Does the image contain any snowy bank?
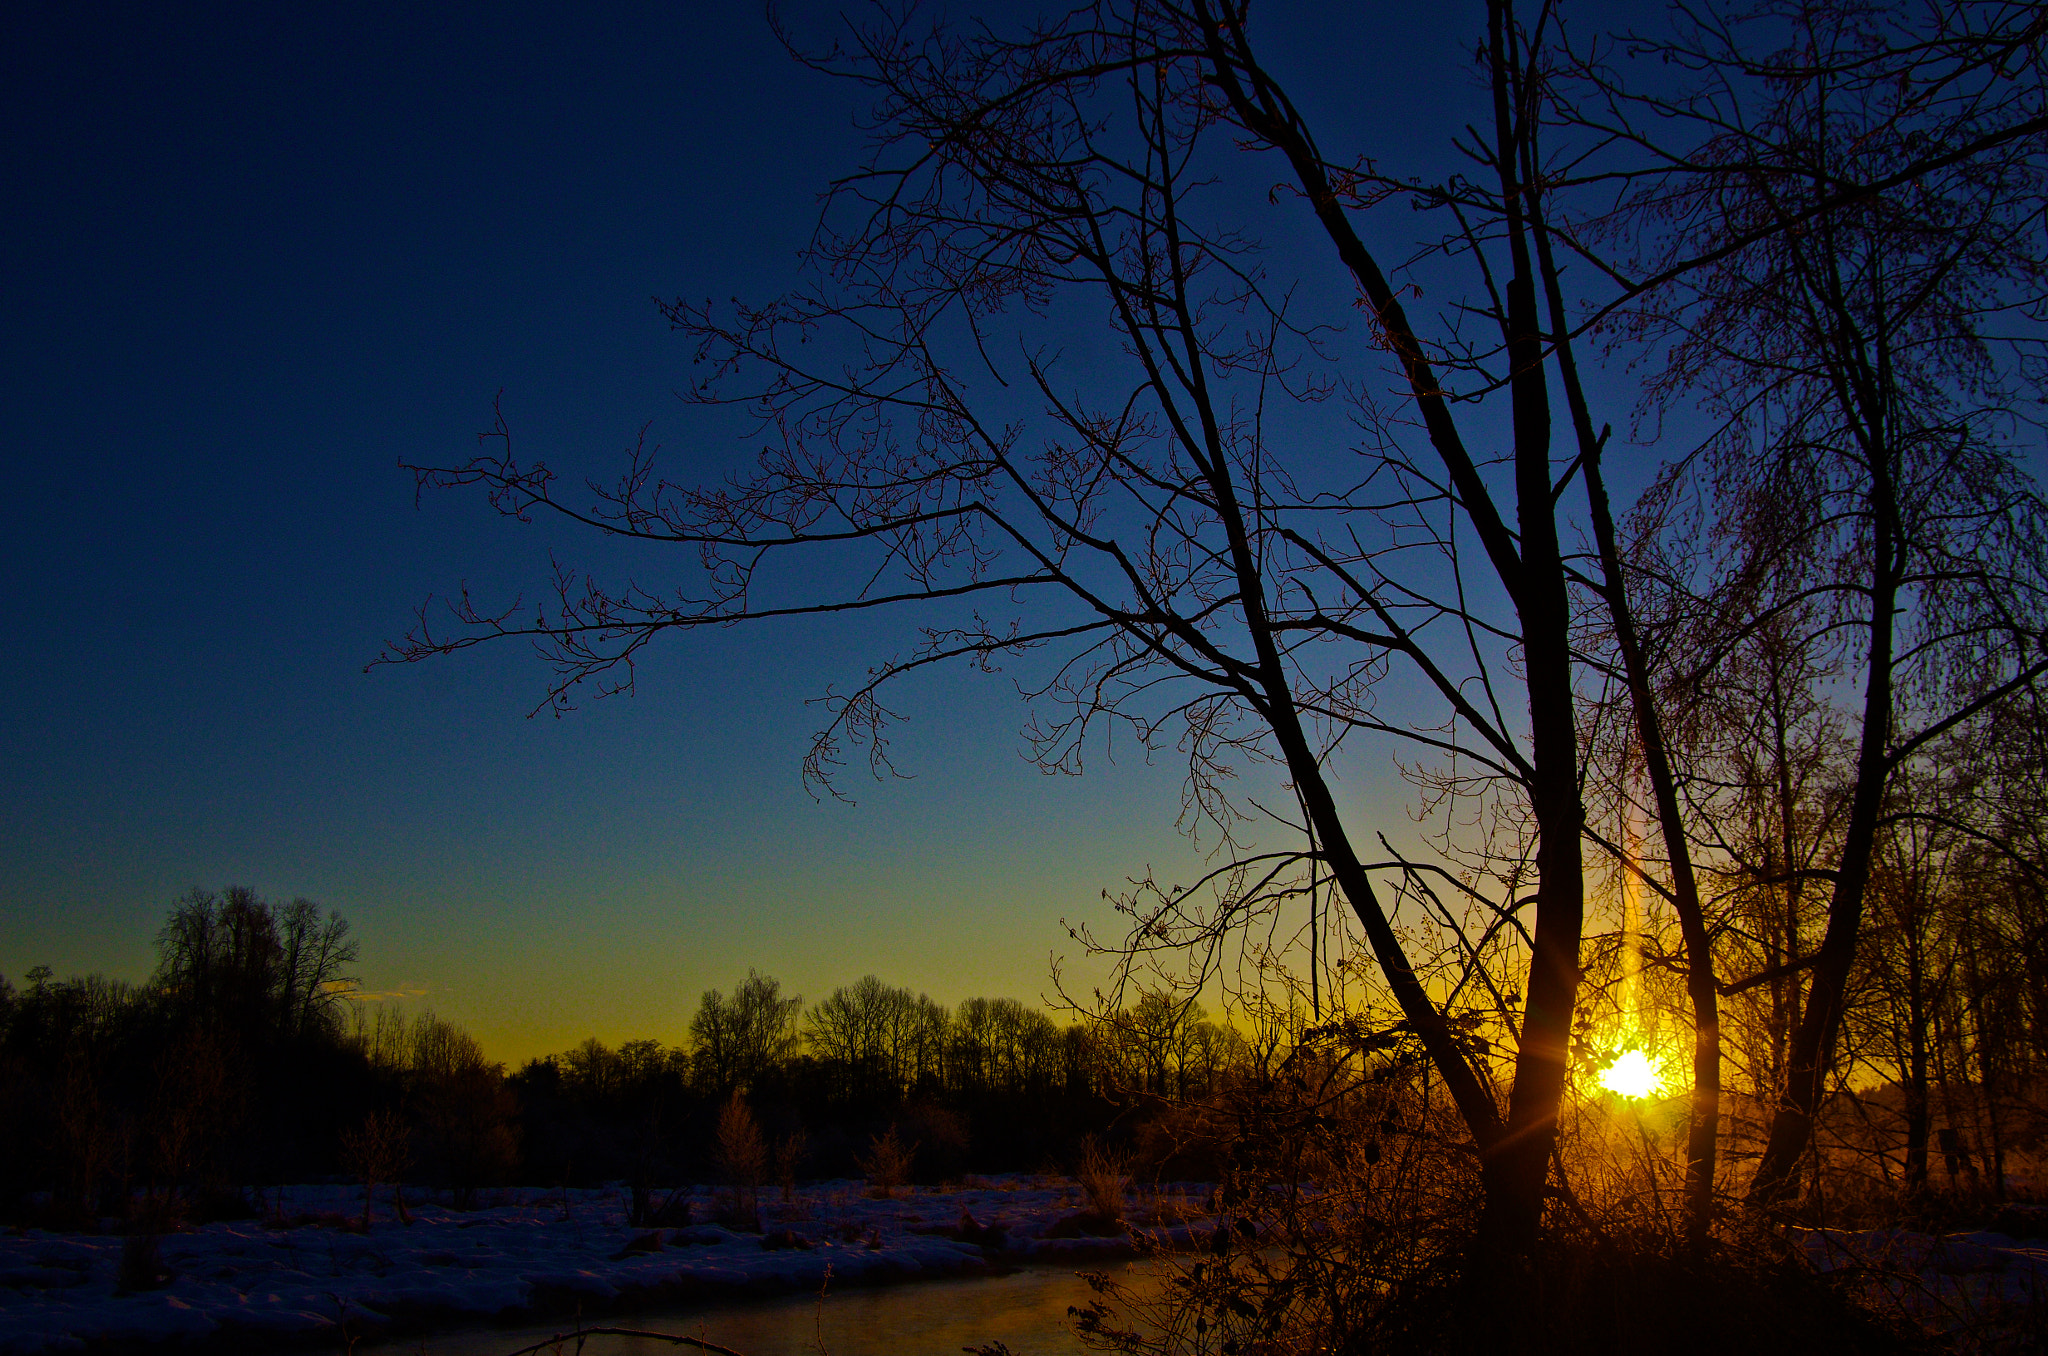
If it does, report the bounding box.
[0,1177,1213,1354]
[1795,1219,2048,1343]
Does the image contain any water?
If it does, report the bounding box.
[374,1262,1138,1356]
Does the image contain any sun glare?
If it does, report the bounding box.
[1596,1048,1663,1100]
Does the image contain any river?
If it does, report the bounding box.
[373,1261,1143,1356]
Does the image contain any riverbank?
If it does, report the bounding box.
[0,1177,1211,1354]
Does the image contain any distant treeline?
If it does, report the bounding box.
[0,888,1243,1228]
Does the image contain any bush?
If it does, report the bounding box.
[338,1108,411,1228]
[857,1126,916,1199]
[713,1092,766,1230]
[1076,1135,1127,1223]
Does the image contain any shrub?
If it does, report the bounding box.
[713,1091,767,1230]
[858,1126,916,1199]
[1076,1134,1127,1223]
[338,1108,411,1229]
[775,1128,808,1204]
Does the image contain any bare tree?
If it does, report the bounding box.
[1569,0,2048,1207]
[387,0,1605,1257]
[276,899,359,1040]
[408,1015,520,1207]
[155,887,359,1044]
[806,975,921,1101]
[689,971,802,1097]
[712,1090,767,1228]
[383,0,2045,1260]
[339,1108,412,1229]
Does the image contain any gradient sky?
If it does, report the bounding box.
[3,1,1528,1062]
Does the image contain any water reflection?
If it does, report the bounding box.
[381,1263,1136,1356]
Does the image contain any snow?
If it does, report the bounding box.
[11,1184,2044,1353]
[0,1178,1212,1354]
[1795,1222,2048,1340]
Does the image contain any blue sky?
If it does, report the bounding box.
[2,0,1518,1060]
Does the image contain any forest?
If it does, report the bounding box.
[4,844,2043,1254]
[0,887,1253,1230]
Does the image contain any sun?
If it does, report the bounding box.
[1596,1048,1664,1100]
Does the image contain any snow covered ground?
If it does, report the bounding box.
[1795,1221,2048,1344]
[0,1177,1212,1354]
[16,1181,2039,1354]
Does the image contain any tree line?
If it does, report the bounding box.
[508,971,1247,1195]
[1655,706,2048,1203]
[0,888,1251,1228]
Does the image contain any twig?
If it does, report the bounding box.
[811,1260,834,1355]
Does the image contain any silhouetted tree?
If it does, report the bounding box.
[390,0,1610,1254]
[689,970,801,1097]
[276,898,360,1040]
[385,0,2047,1265]
[407,1015,520,1207]
[153,887,358,1045]
[806,975,923,1103]
[1572,0,2048,1208]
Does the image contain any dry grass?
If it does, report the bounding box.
[1076,1135,1128,1223]
[1066,1052,1967,1356]
[1125,1183,1204,1228]
[712,1092,767,1231]
[338,1109,411,1230]
[857,1126,916,1198]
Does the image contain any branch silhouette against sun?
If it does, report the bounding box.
[379,0,1601,1251]
[380,0,2048,1269]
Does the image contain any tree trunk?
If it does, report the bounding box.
[1966,937,2006,1200]
[1521,64,1719,1243]
[1198,0,1587,1254]
[1903,926,1930,1190]
[1475,7,1585,1252]
[1577,338,1721,1253]
[1749,438,1900,1208]
[1748,693,1890,1205]
[1478,269,1584,1257]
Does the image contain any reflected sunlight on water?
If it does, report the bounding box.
[381,1262,1149,1356]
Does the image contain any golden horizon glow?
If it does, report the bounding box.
[1596,1048,1664,1100]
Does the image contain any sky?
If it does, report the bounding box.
[2,0,1548,1062]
